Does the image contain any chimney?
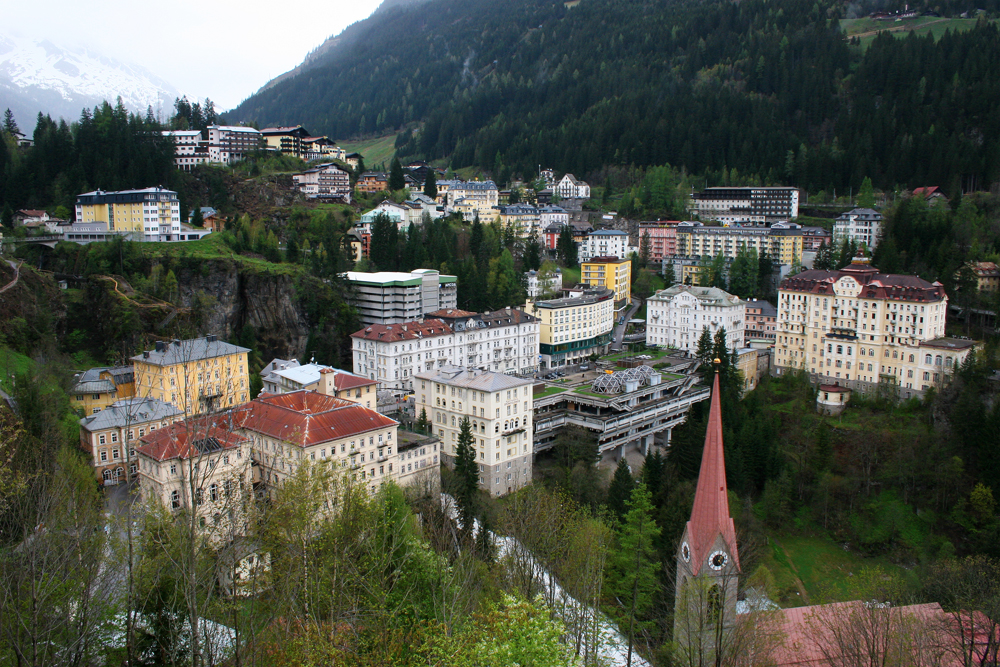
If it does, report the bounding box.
[206,334,217,343]
[155,341,166,353]
[143,351,150,359]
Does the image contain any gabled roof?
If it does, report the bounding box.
[80,397,183,432]
[685,370,739,575]
[318,367,376,391]
[234,391,397,447]
[912,186,943,198]
[350,319,453,342]
[137,416,248,462]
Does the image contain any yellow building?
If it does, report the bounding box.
[260,126,310,158]
[526,285,615,369]
[581,256,632,307]
[74,187,181,241]
[317,367,379,408]
[131,335,251,416]
[675,222,803,266]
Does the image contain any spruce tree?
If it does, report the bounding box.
[857,176,876,209]
[389,157,405,191]
[607,458,635,520]
[2,108,18,135]
[696,326,713,366]
[454,416,479,538]
[416,407,430,434]
[423,169,437,199]
[609,482,661,667]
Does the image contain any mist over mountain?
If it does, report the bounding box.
[0,34,179,132]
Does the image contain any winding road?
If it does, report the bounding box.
[0,260,23,295]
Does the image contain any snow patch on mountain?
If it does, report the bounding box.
[0,34,180,128]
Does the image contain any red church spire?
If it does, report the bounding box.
[685,363,739,575]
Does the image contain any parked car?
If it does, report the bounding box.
[580,365,590,371]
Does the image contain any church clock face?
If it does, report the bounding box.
[709,550,728,570]
[681,542,691,563]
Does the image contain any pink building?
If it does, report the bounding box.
[638,221,682,261]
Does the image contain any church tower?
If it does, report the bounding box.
[674,362,741,645]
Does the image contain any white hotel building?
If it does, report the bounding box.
[646,285,746,354]
[351,308,540,391]
[415,367,533,496]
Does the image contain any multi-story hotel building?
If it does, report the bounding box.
[745,299,778,343]
[689,186,799,225]
[446,180,499,220]
[579,229,633,262]
[495,204,541,237]
[351,308,540,389]
[638,221,682,262]
[429,307,541,376]
[774,261,975,396]
[234,391,421,498]
[75,187,181,241]
[292,163,351,200]
[162,125,263,169]
[526,285,615,369]
[555,173,591,199]
[261,125,310,158]
[833,208,883,251]
[131,335,250,415]
[301,136,345,162]
[646,285,745,353]
[357,172,389,193]
[136,415,252,540]
[80,397,183,485]
[675,221,803,266]
[345,269,458,326]
[581,256,632,310]
[415,367,533,496]
[538,205,569,230]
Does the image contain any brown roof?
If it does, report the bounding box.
[137,417,248,462]
[919,337,976,351]
[17,209,48,217]
[779,263,946,303]
[426,308,478,318]
[818,384,850,393]
[685,371,739,575]
[235,390,397,447]
[318,367,377,391]
[350,319,453,342]
[971,261,999,277]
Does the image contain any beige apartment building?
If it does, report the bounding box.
[233,391,435,498]
[79,397,183,485]
[132,335,250,415]
[415,367,533,497]
[136,416,253,540]
[774,261,975,396]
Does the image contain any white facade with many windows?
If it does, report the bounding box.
[415,367,533,496]
[579,229,634,261]
[646,285,745,353]
[833,208,883,251]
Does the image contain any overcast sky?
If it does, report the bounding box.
[6,0,384,109]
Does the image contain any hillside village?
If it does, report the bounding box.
[2,42,1000,665]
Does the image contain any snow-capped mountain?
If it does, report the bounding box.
[0,34,180,130]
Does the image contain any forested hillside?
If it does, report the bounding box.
[230,0,1000,193]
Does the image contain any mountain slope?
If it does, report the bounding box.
[0,34,179,130]
[229,0,1000,192]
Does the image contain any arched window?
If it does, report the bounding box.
[884,350,890,358]
[925,354,932,364]
[707,585,722,624]
[893,350,898,359]
[868,364,873,371]
[945,357,953,368]
[935,355,942,366]
[908,354,914,362]
[860,348,866,356]
[102,469,112,481]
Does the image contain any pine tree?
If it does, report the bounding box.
[191,206,204,227]
[423,169,437,199]
[857,176,876,209]
[557,225,578,268]
[3,108,19,135]
[609,482,661,667]
[454,416,479,539]
[1,203,12,230]
[416,407,430,434]
[639,231,652,268]
[606,458,635,520]
[696,326,713,365]
[389,157,405,191]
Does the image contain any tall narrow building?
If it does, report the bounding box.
[674,363,741,648]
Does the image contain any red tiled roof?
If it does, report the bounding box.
[772,601,961,666]
[318,367,377,391]
[350,319,453,342]
[913,186,942,198]
[137,417,248,462]
[685,371,739,575]
[234,390,397,447]
[17,209,47,217]
[779,263,946,303]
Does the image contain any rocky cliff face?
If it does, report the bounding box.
[174,261,312,361]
